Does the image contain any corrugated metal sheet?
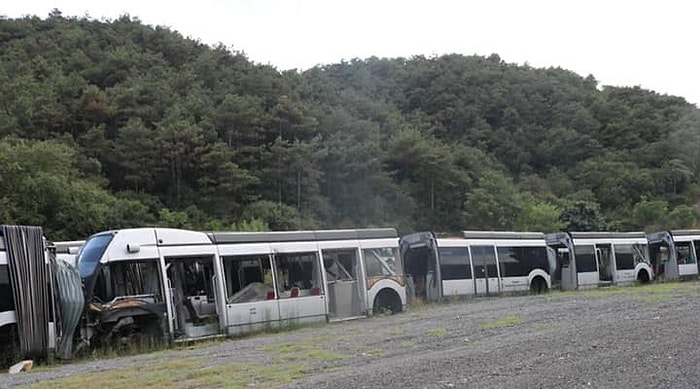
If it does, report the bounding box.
[53,259,83,360]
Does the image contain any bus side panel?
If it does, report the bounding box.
[278,295,327,327]
[679,263,698,277]
[442,279,474,297]
[615,269,636,284]
[226,300,281,336]
[577,272,599,289]
[499,276,529,293]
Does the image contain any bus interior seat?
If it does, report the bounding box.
[183,297,217,325]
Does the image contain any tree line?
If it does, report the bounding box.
[0,11,698,240]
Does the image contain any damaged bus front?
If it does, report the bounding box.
[77,230,169,347]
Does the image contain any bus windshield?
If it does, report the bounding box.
[77,232,114,279]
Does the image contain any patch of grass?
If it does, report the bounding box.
[301,349,348,362]
[27,357,204,389]
[551,281,693,300]
[427,327,449,337]
[407,297,428,310]
[259,342,348,362]
[183,362,310,389]
[399,340,416,348]
[78,337,171,362]
[482,316,522,329]
[260,342,308,353]
[26,356,312,389]
[631,294,670,303]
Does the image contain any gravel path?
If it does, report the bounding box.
[4,282,700,388]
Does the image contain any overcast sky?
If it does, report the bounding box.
[5,0,699,105]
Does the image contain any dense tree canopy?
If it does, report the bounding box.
[0,12,697,239]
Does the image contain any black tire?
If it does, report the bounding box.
[637,270,650,284]
[373,289,402,316]
[530,277,547,294]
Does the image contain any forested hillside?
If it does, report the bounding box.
[1,12,699,240]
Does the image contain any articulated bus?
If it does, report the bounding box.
[647,230,700,281]
[400,231,554,301]
[75,228,406,343]
[545,232,653,290]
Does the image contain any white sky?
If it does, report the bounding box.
[4,0,699,105]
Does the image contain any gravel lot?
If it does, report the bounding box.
[5,281,700,388]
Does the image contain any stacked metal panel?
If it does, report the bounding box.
[3,225,50,359]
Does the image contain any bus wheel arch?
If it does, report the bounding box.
[373,288,402,316]
[529,276,548,294]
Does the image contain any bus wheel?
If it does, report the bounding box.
[373,289,402,316]
[530,277,547,294]
[637,270,650,284]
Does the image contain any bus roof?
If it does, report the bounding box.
[668,230,700,237]
[461,231,545,240]
[206,228,398,244]
[566,231,647,239]
[647,230,700,243]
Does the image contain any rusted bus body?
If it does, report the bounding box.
[76,228,407,343]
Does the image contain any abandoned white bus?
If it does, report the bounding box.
[75,227,406,343]
[646,230,700,281]
[400,231,554,301]
[545,232,653,290]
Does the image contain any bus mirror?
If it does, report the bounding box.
[126,244,140,253]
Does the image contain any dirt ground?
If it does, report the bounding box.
[5,281,700,388]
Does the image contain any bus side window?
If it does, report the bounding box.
[275,252,322,298]
[223,255,274,303]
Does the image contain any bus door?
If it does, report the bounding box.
[272,243,327,327]
[595,244,613,284]
[162,248,222,340]
[675,241,698,277]
[648,243,672,281]
[219,245,281,336]
[694,241,700,277]
[555,247,577,291]
[471,246,500,296]
[322,247,366,321]
[400,233,440,301]
[574,245,598,288]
